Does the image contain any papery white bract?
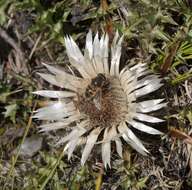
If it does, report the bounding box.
[33,30,166,168]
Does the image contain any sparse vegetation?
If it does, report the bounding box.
[0,0,192,189]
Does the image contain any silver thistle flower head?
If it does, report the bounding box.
[33,30,166,168]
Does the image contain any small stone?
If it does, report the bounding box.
[19,135,43,157]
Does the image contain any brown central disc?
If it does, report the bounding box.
[77,76,128,129]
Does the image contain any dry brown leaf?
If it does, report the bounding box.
[100,0,108,12]
[169,127,192,145]
[160,40,181,74]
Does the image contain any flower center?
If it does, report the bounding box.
[77,75,128,129]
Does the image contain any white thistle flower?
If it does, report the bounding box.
[33,30,166,168]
